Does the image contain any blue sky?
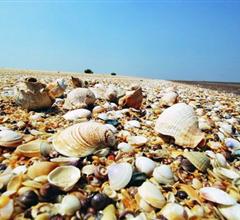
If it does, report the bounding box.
[0,1,240,82]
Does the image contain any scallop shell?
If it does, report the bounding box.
[52,121,116,157]
[218,203,240,220]
[160,91,178,106]
[48,166,81,191]
[199,187,236,205]
[63,109,91,121]
[135,156,156,176]
[27,162,58,179]
[138,181,166,208]
[108,162,133,190]
[0,130,23,147]
[16,139,48,157]
[153,165,174,184]
[63,88,96,110]
[119,87,143,109]
[160,203,187,220]
[155,103,205,148]
[183,152,210,172]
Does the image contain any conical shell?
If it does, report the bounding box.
[155,103,205,148]
[0,130,23,147]
[63,88,96,110]
[119,88,143,109]
[52,121,116,157]
[183,152,210,172]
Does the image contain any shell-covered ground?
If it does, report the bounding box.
[0,69,240,220]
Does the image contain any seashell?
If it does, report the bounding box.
[60,194,81,216]
[119,87,143,109]
[127,136,148,147]
[160,91,178,106]
[105,87,118,102]
[117,142,133,152]
[7,175,23,194]
[138,181,166,208]
[52,121,116,157]
[218,203,240,220]
[63,109,91,121]
[219,122,233,135]
[124,120,141,129]
[40,142,54,158]
[183,151,210,172]
[46,78,66,99]
[225,138,240,150]
[160,203,187,220]
[0,197,14,220]
[198,118,212,131]
[92,105,105,114]
[63,88,96,110]
[155,103,205,148]
[153,165,174,184]
[199,187,236,205]
[135,156,156,176]
[24,77,46,93]
[82,164,95,176]
[101,204,117,220]
[71,76,84,88]
[108,162,133,190]
[0,130,23,147]
[48,166,81,191]
[16,139,48,157]
[27,162,58,179]
[214,167,240,180]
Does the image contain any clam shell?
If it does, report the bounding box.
[160,91,178,106]
[155,103,204,148]
[135,156,156,176]
[0,130,23,147]
[63,109,91,121]
[27,162,58,179]
[48,166,81,191]
[127,136,148,147]
[160,203,187,220]
[108,162,133,190]
[218,203,240,220]
[138,181,166,208]
[153,165,174,184]
[52,121,116,157]
[63,88,96,110]
[183,151,210,172]
[16,139,48,157]
[199,187,236,205]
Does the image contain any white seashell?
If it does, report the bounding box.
[160,91,178,106]
[81,165,95,176]
[124,120,141,129]
[12,165,27,175]
[218,203,240,220]
[135,156,156,176]
[108,162,133,190]
[98,113,109,121]
[127,136,148,147]
[153,165,174,184]
[48,166,81,191]
[219,122,233,135]
[117,142,133,152]
[138,181,166,208]
[214,167,240,180]
[215,153,227,167]
[198,118,211,131]
[104,124,117,133]
[155,103,204,148]
[139,198,154,212]
[160,203,187,220]
[225,138,240,150]
[60,194,81,216]
[63,109,91,121]
[0,130,23,147]
[0,198,14,219]
[199,187,236,205]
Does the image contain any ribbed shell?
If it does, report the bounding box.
[155,103,204,148]
[183,151,210,172]
[52,121,116,157]
[63,88,96,110]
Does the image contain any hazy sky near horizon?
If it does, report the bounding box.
[0,1,240,82]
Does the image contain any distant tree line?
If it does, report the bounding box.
[84,69,117,76]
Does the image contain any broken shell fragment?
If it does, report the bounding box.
[153,165,174,184]
[52,121,116,157]
[0,130,23,147]
[160,203,188,220]
[135,156,156,176]
[155,103,205,148]
[108,162,133,190]
[199,187,236,205]
[218,203,240,220]
[46,78,66,99]
[27,162,58,179]
[48,166,81,191]
[138,181,166,208]
[119,87,143,109]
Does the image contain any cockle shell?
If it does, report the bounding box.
[138,181,166,208]
[52,121,116,157]
[48,166,81,191]
[0,130,23,147]
[153,165,174,184]
[155,103,205,148]
[63,88,96,110]
[199,187,236,205]
[63,109,91,121]
[27,162,58,179]
[160,203,188,220]
[135,156,156,176]
[108,162,133,190]
[218,203,240,220]
[183,152,210,172]
[160,91,178,106]
[119,87,143,109]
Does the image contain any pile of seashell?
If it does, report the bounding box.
[0,70,239,219]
